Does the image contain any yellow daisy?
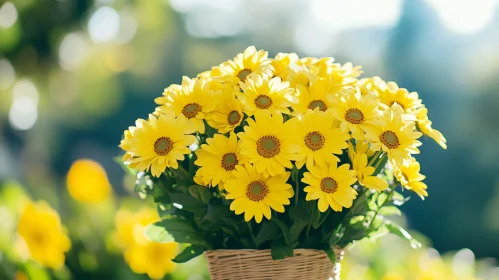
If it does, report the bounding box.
[271,52,298,80]
[238,111,300,176]
[291,109,350,169]
[239,75,297,116]
[394,157,428,199]
[292,78,334,114]
[364,104,423,168]
[18,201,71,269]
[194,133,246,187]
[416,106,447,149]
[288,66,312,88]
[328,87,382,140]
[378,81,423,113]
[357,76,386,96]
[153,84,181,108]
[349,150,388,191]
[120,112,196,177]
[217,46,273,87]
[302,162,358,212]
[155,76,216,133]
[225,164,294,223]
[206,88,244,133]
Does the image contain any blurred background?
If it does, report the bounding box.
[1,0,499,279]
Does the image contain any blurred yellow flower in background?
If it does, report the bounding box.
[124,241,179,279]
[112,207,159,248]
[112,206,179,279]
[67,159,112,203]
[17,201,71,269]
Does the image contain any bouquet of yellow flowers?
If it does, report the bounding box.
[118,46,446,276]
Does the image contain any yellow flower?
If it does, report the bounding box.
[329,87,382,140]
[378,81,423,113]
[270,52,298,81]
[225,164,294,223]
[195,133,246,188]
[17,201,71,269]
[120,112,196,177]
[357,76,386,96]
[155,76,216,133]
[206,88,244,133]
[416,106,447,149]
[66,159,112,203]
[291,109,350,169]
[302,162,357,212]
[292,78,335,114]
[353,140,376,158]
[349,150,388,191]
[217,46,273,87]
[288,66,311,88]
[239,75,297,116]
[153,84,181,107]
[238,111,300,176]
[364,104,422,168]
[124,241,178,279]
[113,207,159,248]
[394,157,428,199]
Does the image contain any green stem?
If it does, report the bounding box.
[305,224,311,238]
[368,150,382,167]
[367,189,393,228]
[246,222,257,248]
[372,152,386,172]
[294,174,300,204]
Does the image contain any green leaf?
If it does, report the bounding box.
[168,193,207,214]
[376,193,389,207]
[349,215,365,225]
[329,224,345,247]
[385,221,422,248]
[254,221,281,247]
[273,217,291,244]
[172,245,206,263]
[391,191,409,206]
[368,224,390,240]
[325,248,336,264]
[144,223,175,243]
[373,153,388,175]
[188,185,212,203]
[378,206,401,216]
[152,217,207,246]
[270,239,296,260]
[287,202,310,244]
[198,203,234,231]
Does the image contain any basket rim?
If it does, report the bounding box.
[204,248,343,254]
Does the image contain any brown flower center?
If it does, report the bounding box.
[345,108,364,124]
[154,137,173,156]
[320,177,338,193]
[221,153,238,171]
[305,131,325,151]
[308,100,327,111]
[380,130,400,149]
[246,180,269,201]
[237,68,252,82]
[227,110,242,125]
[256,135,281,158]
[181,103,202,119]
[254,95,273,109]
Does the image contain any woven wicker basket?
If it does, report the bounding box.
[204,248,344,280]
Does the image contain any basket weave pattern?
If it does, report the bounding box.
[204,248,344,280]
